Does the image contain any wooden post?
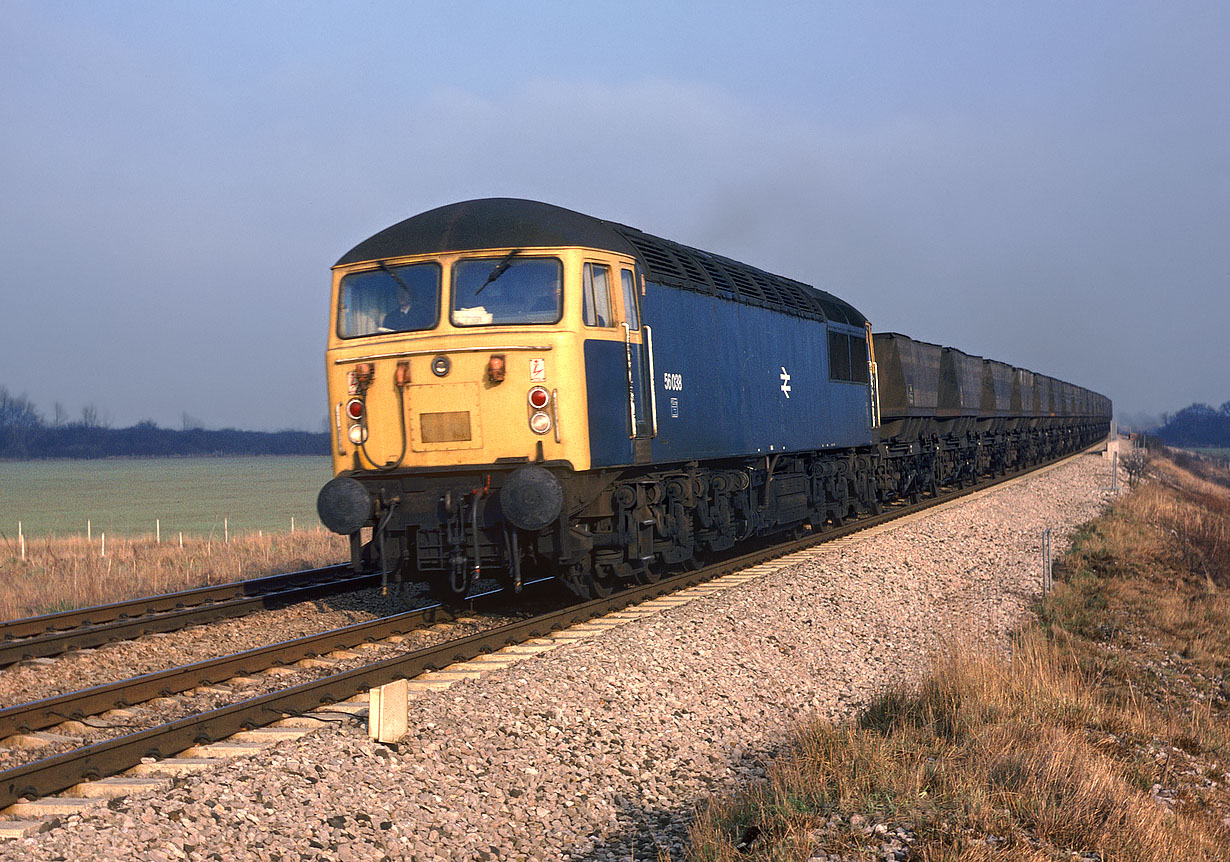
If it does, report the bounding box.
[1042,527,1052,592]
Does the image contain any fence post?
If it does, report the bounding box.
[1042,527,1052,592]
[1111,450,1119,493]
[225,517,229,544]
[156,518,161,544]
[101,532,106,558]
[88,519,92,541]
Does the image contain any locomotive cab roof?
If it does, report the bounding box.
[337,198,867,327]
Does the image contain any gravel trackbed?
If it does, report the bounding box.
[2,451,1116,861]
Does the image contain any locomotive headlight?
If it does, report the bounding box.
[346,398,364,421]
[348,423,368,444]
[527,386,550,410]
[529,411,552,435]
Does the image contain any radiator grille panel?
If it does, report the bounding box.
[420,411,472,443]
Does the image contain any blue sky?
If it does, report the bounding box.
[2,1,1227,430]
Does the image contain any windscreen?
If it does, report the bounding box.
[337,262,441,338]
[451,257,562,326]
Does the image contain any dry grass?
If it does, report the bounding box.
[688,451,1230,860]
[0,528,349,619]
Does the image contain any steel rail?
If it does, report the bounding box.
[1,564,352,642]
[0,579,554,738]
[0,441,1102,809]
[0,570,378,668]
[0,575,697,809]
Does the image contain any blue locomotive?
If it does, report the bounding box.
[317,199,1111,600]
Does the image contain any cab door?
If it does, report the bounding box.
[619,266,655,463]
[581,260,654,467]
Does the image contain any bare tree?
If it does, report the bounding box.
[80,404,99,428]
[0,387,41,429]
[0,387,44,456]
[1123,451,1149,488]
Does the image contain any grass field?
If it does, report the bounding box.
[687,450,1230,860]
[0,456,333,539]
[0,529,350,619]
[0,456,349,618]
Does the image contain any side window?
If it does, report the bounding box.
[849,334,869,383]
[620,269,640,330]
[829,328,870,383]
[828,330,852,381]
[582,263,613,327]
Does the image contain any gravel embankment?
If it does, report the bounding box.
[0,584,532,770]
[2,452,1118,861]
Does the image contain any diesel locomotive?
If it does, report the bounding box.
[316,198,1111,601]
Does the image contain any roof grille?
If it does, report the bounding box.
[609,222,861,326]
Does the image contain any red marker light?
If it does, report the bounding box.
[346,399,364,420]
[527,386,550,410]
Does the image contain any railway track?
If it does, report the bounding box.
[0,578,558,740]
[0,443,1104,824]
[0,564,372,667]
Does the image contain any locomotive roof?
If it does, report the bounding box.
[336,198,867,327]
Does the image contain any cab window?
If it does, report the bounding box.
[620,269,640,330]
[451,256,562,326]
[337,262,441,339]
[828,329,870,383]
[582,263,613,327]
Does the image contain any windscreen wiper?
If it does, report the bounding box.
[473,249,521,296]
[377,261,413,298]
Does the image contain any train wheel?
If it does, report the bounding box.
[634,562,663,585]
[682,548,708,571]
[583,570,617,598]
[633,552,674,583]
